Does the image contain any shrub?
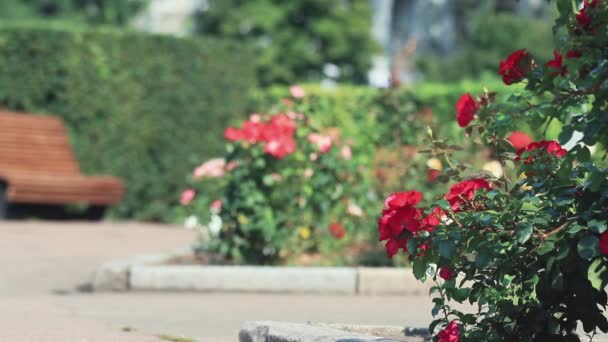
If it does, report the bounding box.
[194,0,378,86]
[182,88,375,265]
[417,9,554,82]
[0,22,256,220]
[0,0,146,26]
[379,1,608,340]
[248,80,515,201]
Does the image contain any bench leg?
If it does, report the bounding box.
[87,205,107,220]
[0,183,6,219]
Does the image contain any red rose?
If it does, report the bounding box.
[498,49,531,85]
[427,169,441,183]
[241,120,266,143]
[547,50,568,76]
[507,131,533,150]
[566,50,583,59]
[439,267,455,281]
[263,135,296,159]
[438,321,460,342]
[455,93,477,127]
[600,231,608,255]
[576,0,599,31]
[515,140,567,164]
[445,179,491,212]
[378,191,423,258]
[421,207,445,231]
[329,223,346,240]
[224,127,244,142]
[268,114,297,136]
[384,191,423,208]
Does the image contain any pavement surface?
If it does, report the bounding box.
[0,221,437,342]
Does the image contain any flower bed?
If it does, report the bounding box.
[377,1,608,340]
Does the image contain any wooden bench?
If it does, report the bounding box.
[0,110,124,218]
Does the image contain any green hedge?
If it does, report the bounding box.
[0,23,256,220]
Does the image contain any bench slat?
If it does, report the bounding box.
[0,111,124,206]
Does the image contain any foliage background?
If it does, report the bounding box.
[194,0,378,86]
[0,23,256,220]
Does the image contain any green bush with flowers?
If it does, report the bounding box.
[179,86,376,265]
[378,1,608,340]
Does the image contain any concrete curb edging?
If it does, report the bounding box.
[238,321,426,342]
[92,249,431,294]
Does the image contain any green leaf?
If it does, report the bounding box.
[588,171,605,192]
[589,220,607,234]
[538,241,555,255]
[452,288,470,303]
[438,240,456,259]
[568,223,586,234]
[522,202,539,212]
[434,199,451,210]
[577,235,600,260]
[407,239,418,255]
[475,251,492,268]
[412,259,427,281]
[516,224,533,244]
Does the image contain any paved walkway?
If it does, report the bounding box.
[0,221,436,342]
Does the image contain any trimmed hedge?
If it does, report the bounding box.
[0,23,256,220]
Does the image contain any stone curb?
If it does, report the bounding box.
[238,321,426,342]
[92,250,429,295]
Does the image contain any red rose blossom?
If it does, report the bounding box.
[547,50,568,76]
[456,93,478,127]
[577,0,598,30]
[378,191,423,258]
[566,50,583,59]
[499,49,531,85]
[515,140,567,164]
[421,207,445,231]
[507,131,533,150]
[263,135,296,159]
[224,127,244,142]
[225,114,298,158]
[600,231,608,255]
[445,179,491,212]
[329,223,346,240]
[438,321,460,342]
[439,267,455,281]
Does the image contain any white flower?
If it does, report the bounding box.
[208,214,223,236]
[482,160,504,179]
[184,215,199,230]
[347,202,364,217]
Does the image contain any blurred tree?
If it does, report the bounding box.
[195,0,378,86]
[0,0,147,26]
[416,1,555,82]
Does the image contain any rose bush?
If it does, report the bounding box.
[379,1,608,340]
[182,87,374,264]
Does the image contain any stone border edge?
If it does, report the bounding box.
[91,248,430,295]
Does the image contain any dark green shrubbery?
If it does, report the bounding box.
[195,0,378,86]
[418,10,555,82]
[0,23,256,220]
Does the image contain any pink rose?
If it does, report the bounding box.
[180,189,196,206]
[289,85,306,99]
[193,158,226,179]
[210,199,222,213]
[340,145,352,160]
[308,133,333,153]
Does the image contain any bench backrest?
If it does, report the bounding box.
[0,110,80,174]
